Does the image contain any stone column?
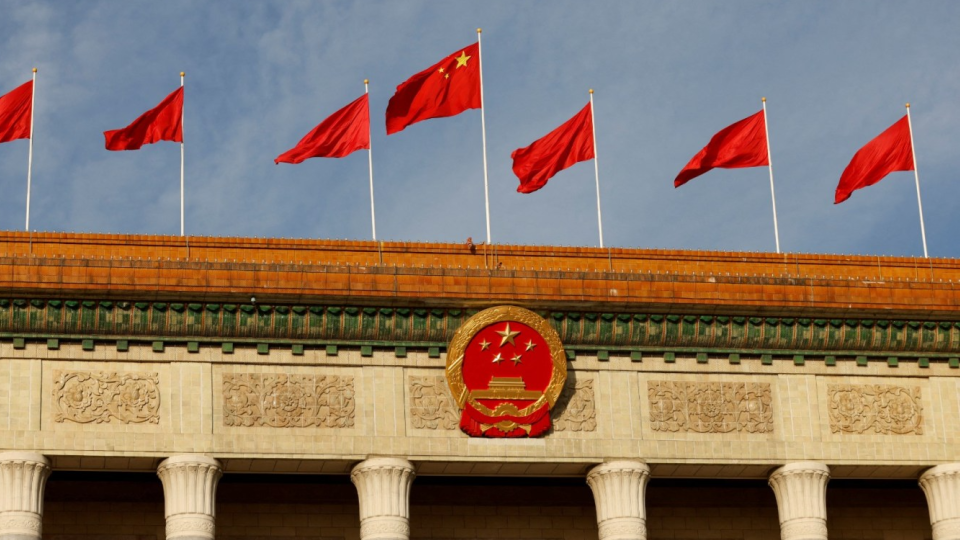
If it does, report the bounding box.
[350,457,416,540]
[156,455,222,540]
[586,460,651,540]
[768,462,830,540]
[0,452,51,540]
[920,463,960,540]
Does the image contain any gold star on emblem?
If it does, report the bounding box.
[479,339,490,351]
[525,340,536,351]
[455,51,471,68]
[496,323,520,347]
[510,354,523,365]
[491,352,503,364]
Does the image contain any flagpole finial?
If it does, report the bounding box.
[180,72,185,77]
[364,79,369,84]
[762,97,766,102]
[477,28,482,34]
[32,68,37,73]
[589,89,594,94]
[906,102,911,108]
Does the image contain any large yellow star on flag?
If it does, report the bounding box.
[455,51,471,68]
[496,323,520,347]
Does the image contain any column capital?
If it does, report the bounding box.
[920,463,960,540]
[587,461,651,540]
[351,457,416,540]
[157,454,222,540]
[768,462,830,540]
[0,452,51,540]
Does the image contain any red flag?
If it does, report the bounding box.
[275,94,370,164]
[0,80,33,143]
[386,42,481,135]
[104,87,183,151]
[511,103,594,194]
[834,116,913,204]
[674,110,768,187]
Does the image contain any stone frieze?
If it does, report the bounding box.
[222,373,355,428]
[408,375,459,430]
[648,380,773,433]
[553,378,597,432]
[53,370,160,424]
[827,384,922,435]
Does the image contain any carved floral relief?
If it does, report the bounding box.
[553,378,597,432]
[827,384,923,435]
[222,373,355,428]
[408,375,459,430]
[53,371,160,424]
[648,380,773,433]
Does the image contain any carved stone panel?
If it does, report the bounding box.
[553,378,597,432]
[408,375,459,430]
[222,373,355,428]
[648,380,773,433]
[827,384,923,435]
[53,371,160,424]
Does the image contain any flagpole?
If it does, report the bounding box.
[477,28,491,244]
[905,103,929,258]
[761,97,781,254]
[25,68,36,232]
[180,72,185,237]
[588,90,604,248]
[365,79,377,241]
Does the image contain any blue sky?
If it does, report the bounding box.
[1,1,958,258]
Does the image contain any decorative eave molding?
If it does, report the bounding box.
[1,298,960,360]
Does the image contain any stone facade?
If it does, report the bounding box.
[0,232,957,539]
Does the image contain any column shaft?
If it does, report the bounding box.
[0,452,51,540]
[586,460,651,540]
[351,457,415,540]
[920,463,960,540]
[768,461,830,540]
[157,455,222,540]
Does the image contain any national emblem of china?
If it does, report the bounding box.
[446,306,567,438]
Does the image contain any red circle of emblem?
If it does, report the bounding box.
[446,306,566,438]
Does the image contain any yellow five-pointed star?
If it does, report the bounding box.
[491,352,503,364]
[525,340,536,351]
[479,339,491,351]
[455,51,471,68]
[510,354,523,365]
[496,323,520,347]
[439,67,444,73]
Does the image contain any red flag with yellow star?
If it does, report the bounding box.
[386,42,481,135]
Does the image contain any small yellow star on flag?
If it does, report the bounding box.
[455,51,471,68]
[496,323,521,347]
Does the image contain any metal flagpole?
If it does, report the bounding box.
[905,103,929,258]
[761,97,781,254]
[589,89,604,248]
[180,72,185,237]
[365,79,377,241]
[477,28,491,244]
[25,68,37,232]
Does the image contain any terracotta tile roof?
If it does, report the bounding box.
[0,231,957,318]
